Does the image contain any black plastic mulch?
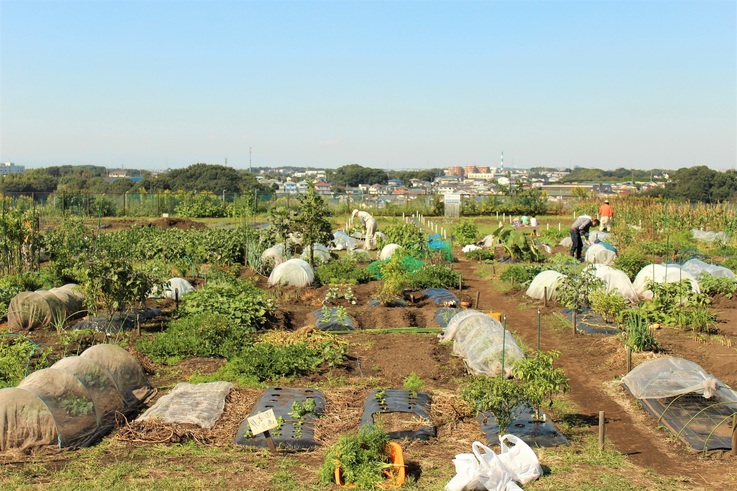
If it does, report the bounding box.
[361,389,436,441]
[478,405,569,448]
[561,308,619,336]
[235,387,326,450]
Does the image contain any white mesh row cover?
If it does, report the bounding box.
[379,243,402,260]
[632,264,700,301]
[462,244,482,253]
[681,258,736,281]
[558,236,573,248]
[0,344,152,450]
[621,356,736,400]
[261,245,288,268]
[439,309,524,377]
[585,243,617,266]
[332,231,356,251]
[525,271,566,301]
[137,382,233,430]
[149,277,195,299]
[301,243,331,264]
[589,265,639,304]
[691,229,728,243]
[7,284,85,332]
[589,231,610,243]
[267,258,315,287]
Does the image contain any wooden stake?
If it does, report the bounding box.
[475,291,480,309]
[731,414,736,456]
[263,430,277,453]
[543,286,548,307]
[572,309,577,337]
[626,346,632,373]
[599,411,606,450]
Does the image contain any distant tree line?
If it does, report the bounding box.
[644,166,737,203]
[0,163,268,196]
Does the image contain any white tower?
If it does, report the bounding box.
[500,152,504,171]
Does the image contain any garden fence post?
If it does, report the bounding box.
[599,411,606,450]
[626,347,632,373]
[543,287,548,307]
[572,309,577,337]
[475,291,480,309]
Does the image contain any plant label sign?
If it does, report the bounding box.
[248,409,278,436]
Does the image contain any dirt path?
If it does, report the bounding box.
[451,256,736,488]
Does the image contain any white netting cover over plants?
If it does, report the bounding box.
[439,309,524,377]
[589,231,610,243]
[691,229,728,243]
[681,259,736,281]
[0,344,153,450]
[149,277,195,299]
[138,382,233,430]
[332,231,356,251]
[632,264,700,301]
[301,243,331,264]
[268,258,314,287]
[584,243,617,266]
[621,356,735,400]
[7,284,85,332]
[261,244,289,268]
[379,243,402,260]
[558,236,573,248]
[590,265,639,304]
[477,234,498,248]
[525,271,565,301]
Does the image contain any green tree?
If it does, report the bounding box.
[294,182,332,268]
[328,164,388,187]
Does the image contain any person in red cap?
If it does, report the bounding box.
[598,200,613,232]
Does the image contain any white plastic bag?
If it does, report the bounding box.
[445,442,521,491]
[498,434,542,484]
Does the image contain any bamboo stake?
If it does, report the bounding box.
[599,411,606,450]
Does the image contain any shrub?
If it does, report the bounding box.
[180,278,275,332]
[538,227,568,246]
[512,350,570,416]
[465,249,495,261]
[500,264,545,289]
[589,290,628,323]
[698,273,736,298]
[0,335,51,388]
[315,260,374,286]
[614,248,649,281]
[138,313,251,364]
[557,268,604,311]
[381,223,428,257]
[461,375,529,434]
[453,220,479,245]
[723,257,737,273]
[407,264,461,289]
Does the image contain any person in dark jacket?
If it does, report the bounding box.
[570,215,600,260]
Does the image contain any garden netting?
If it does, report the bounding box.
[632,264,700,301]
[138,382,232,430]
[379,243,402,260]
[301,243,331,264]
[149,277,195,299]
[622,357,724,400]
[0,344,153,450]
[312,307,356,331]
[261,244,289,267]
[691,229,728,243]
[422,288,459,305]
[267,258,314,287]
[525,271,565,301]
[590,265,639,304]
[439,309,524,377]
[7,284,85,332]
[681,258,736,281]
[331,231,356,251]
[584,243,617,265]
[589,231,610,243]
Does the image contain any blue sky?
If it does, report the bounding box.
[1,0,735,171]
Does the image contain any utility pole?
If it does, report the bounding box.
[249,147,252,174]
